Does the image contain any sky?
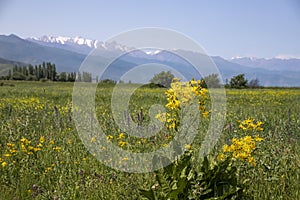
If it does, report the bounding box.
[0,0,299,59]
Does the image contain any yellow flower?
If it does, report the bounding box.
[2,162,7,167]
[202,111,209,118]
[256,127,264,131]
[118,133,125,139]
[33,147,41,152]
[223,144,231,152]
[189,79,197,86]
[20,137,31,145]
[155,112,166,122]
[244,118,253,125]
[218,153,225,161]
[40,136,45,143]
[6,143,15,147]
[107,135,113,140]
[162,143,168,147]
[168,122,176,129]
[91,137,96,143]
[184,144,192,150]
[122,157,129,161]
[256,121,263,126]
[9,149,18,154]
[44,167,51,174]
[21,144,27,152]
[247,157,256,166]
[235,152,248,160]
[238,124,247,130]
[239,118,264,131]
[255,136,263,141]
[118,141,127,147]
[4,154,11,157]
[53,146,61,152]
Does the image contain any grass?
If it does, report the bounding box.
[0,80,299,199]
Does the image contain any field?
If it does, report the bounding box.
[0,81,299,199]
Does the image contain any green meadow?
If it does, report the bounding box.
[0,81,299,199]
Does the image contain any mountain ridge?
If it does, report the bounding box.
[27,35,133,55]
[0,34,299,86]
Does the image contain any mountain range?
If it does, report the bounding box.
[0,34,299,86]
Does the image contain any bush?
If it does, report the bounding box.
[248,78,260,88]
[150,71,175,88]
[229,74,248,89]
[26,75,38,81]
[12,72,27,80]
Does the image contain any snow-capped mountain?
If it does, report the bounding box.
[27,35,132,55]
[230,56,300,72]
[30,35,99,48]
[0,34,299,86]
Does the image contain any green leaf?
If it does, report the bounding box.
[139,189,156,200]
[201,156,209,173]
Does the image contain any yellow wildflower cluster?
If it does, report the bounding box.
[184,144,192,150]
[238,118,264,131]
[0,97,46,111]
[165,78,208,111]
[52,146,61,152]
[118,141,127,147]
[44,163,56,175]
[0,136,61,168]
[107,135,114,140]
[105,133,128,148]
[0,158,7,167]
[0,97,72,116]
[55,101,73,115]
[20,137,44,154]
[219,135,263,166]
[117,133,125,140]
[156,78,209,130]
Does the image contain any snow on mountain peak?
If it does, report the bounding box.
[28,35,134,52]
[230,56,258,61]
[29,35,100,48]
[144,49,162,55]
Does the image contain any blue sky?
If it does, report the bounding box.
[0,0,299,59]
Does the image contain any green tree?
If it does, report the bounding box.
[8,70,12,80]
[38,65,42,80]
[77,72,82,82]
[229,74,248,89]
[248,78,260,88]
[12,72,26,80]
[149,71,174,88]
[28,64,34,76]
[201,73,221,88]
[82,72,92,82]
[59,72,67,82]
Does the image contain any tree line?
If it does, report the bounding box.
[0,62,92,82]
[1,64,261,88]
[150,71,260,89]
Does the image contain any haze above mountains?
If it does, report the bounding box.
[0,34,299,86]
